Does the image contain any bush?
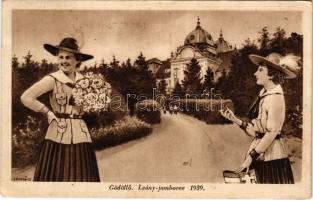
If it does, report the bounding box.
[284,105,302,138]
[135,100,161,124]
[91,116,153,149]
[176,99,234,124]
[12,116,47,168]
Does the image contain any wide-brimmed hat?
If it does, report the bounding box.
[249,53,300,79]
[44,37,93,62]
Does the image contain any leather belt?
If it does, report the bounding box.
[255,132,281,139]
[55,113,82,119]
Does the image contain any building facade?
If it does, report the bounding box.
[150,18,235,95]
[169,18,234,92]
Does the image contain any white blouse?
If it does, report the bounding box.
[21,70,92,144]
[245,85,288,161]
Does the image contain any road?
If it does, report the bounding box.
[97,113,251,182]
[12,113,252,182]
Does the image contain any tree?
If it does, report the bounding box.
[133,52,156,98]
[285,32,303,57]
[125,58,132,69]
[110,55,120,69]
[223,40,259,116]
[12,52,44,127]
[12,55,19,72]
[172,82,184,98]
[98,59,109,78]
[134,52,148,71]
[215,69,230,99]
[103,53,156,115]
[158,77,167,95]
[203,67,214,92]
[182,57,202,96]
[268,27,287,54]
[12,55,21,124]
[258,26,271,56]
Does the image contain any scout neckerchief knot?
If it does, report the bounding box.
[65,82,76,88]
[70,72,112,112]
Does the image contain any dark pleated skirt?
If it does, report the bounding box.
[34,140,100,182]
[251,158,294,184]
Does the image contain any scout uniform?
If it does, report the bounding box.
[240,52,299,184]
[20,37,100,182]
[243,85,294,183]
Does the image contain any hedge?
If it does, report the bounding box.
[135,100,161,124]
[170,99,234,124]
[12,116,46,168]
[91,116,153,149]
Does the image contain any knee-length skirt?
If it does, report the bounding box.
[33,140,100,182]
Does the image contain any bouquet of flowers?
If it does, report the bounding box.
[72,72,112,112]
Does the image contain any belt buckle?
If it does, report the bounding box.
[70,114,74,118]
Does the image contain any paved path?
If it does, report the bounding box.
[12,113,252,182]
[97,113,250,182]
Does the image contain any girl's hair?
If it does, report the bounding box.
[267,66,285,85]
[74,54,82,68]
[75,62,82,68]
[260,62,285,85]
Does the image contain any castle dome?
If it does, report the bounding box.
[184,18,215,46]
[215,29,233,53]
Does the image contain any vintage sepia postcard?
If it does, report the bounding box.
[1,1,312,198]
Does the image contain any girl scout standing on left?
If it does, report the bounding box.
[21,37,100,182]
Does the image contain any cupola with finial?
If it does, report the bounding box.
[184,17,215,46]
[215,28,233,53]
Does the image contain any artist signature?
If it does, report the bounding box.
[12,177,32,181]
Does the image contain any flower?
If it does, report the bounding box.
[91,78,104,89]
[99,93,109,102]
[84,93,98,105]
[94,103,106,110]
[71,73,111,112]
[72,88,83,96]
[74,96,85,106]
[86,87,92,93]
[76,78,90,89]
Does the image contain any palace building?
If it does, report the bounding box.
[147,18,235,94]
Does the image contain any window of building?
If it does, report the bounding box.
[174,68,179,85]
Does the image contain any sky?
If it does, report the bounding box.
[12,10,302,66]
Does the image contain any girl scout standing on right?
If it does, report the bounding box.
[221,52,300,184]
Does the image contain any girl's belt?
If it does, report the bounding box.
[55,113,82,119]
[255,132,281,139]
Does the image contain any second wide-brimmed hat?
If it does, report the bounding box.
[249,52,300,79]
[44,37,93,62]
